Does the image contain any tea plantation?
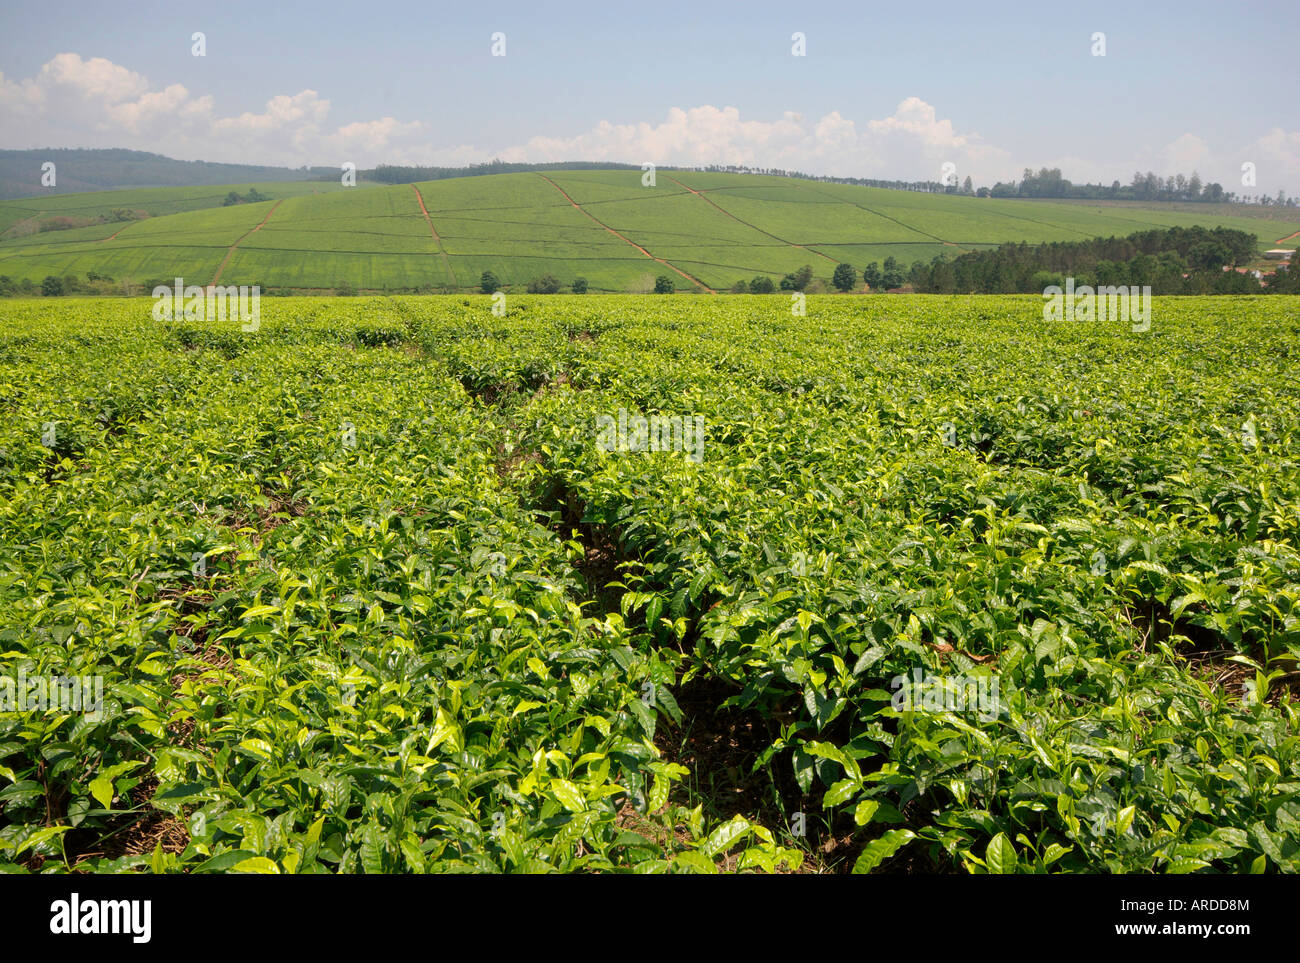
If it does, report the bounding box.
[1,294,1297,873]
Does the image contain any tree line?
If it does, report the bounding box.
[908,226,1300,294]
[702,164,1295,207]
[985,168,1294,206]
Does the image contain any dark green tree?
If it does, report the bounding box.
[832,263,857,291]
[1187,240,1232,270]
[862,262,882,290]
[571,277,588,294]
[1268,256,1299,293]
[749,276,775,294]
[881,257,906,289]
[41,275,64,296]
[480,271,501,294]
[654,275,675,294]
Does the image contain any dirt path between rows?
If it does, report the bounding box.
[536,173,715,292]
[411,184,458,287]
[1275,229,1300,244]
[665,175,838,264]
[212,200,283,285]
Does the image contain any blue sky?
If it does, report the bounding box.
[2,0,1296,193]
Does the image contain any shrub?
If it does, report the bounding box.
[526,275,562,294]
[354,325,405,348]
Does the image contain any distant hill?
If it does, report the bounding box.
[0,149,333,200]
[1,168,1297,294]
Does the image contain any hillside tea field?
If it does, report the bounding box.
[1,294,1298,874]
[4,170,1298,292]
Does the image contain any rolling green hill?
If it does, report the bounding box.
[2,169,1298,293]
[0,148,341,200]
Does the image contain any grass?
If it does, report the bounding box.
[1,170,1298,292]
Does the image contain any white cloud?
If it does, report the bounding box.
[0,54,1011,180]
[497,101,1010,185]
[1037,129,1300,198]
[1246,128,1300,195]
[1157,133,1212,174]
[2,54,206,143]
[1,53,1296,195]
[39,52,150,103]
[107,84,198,134]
